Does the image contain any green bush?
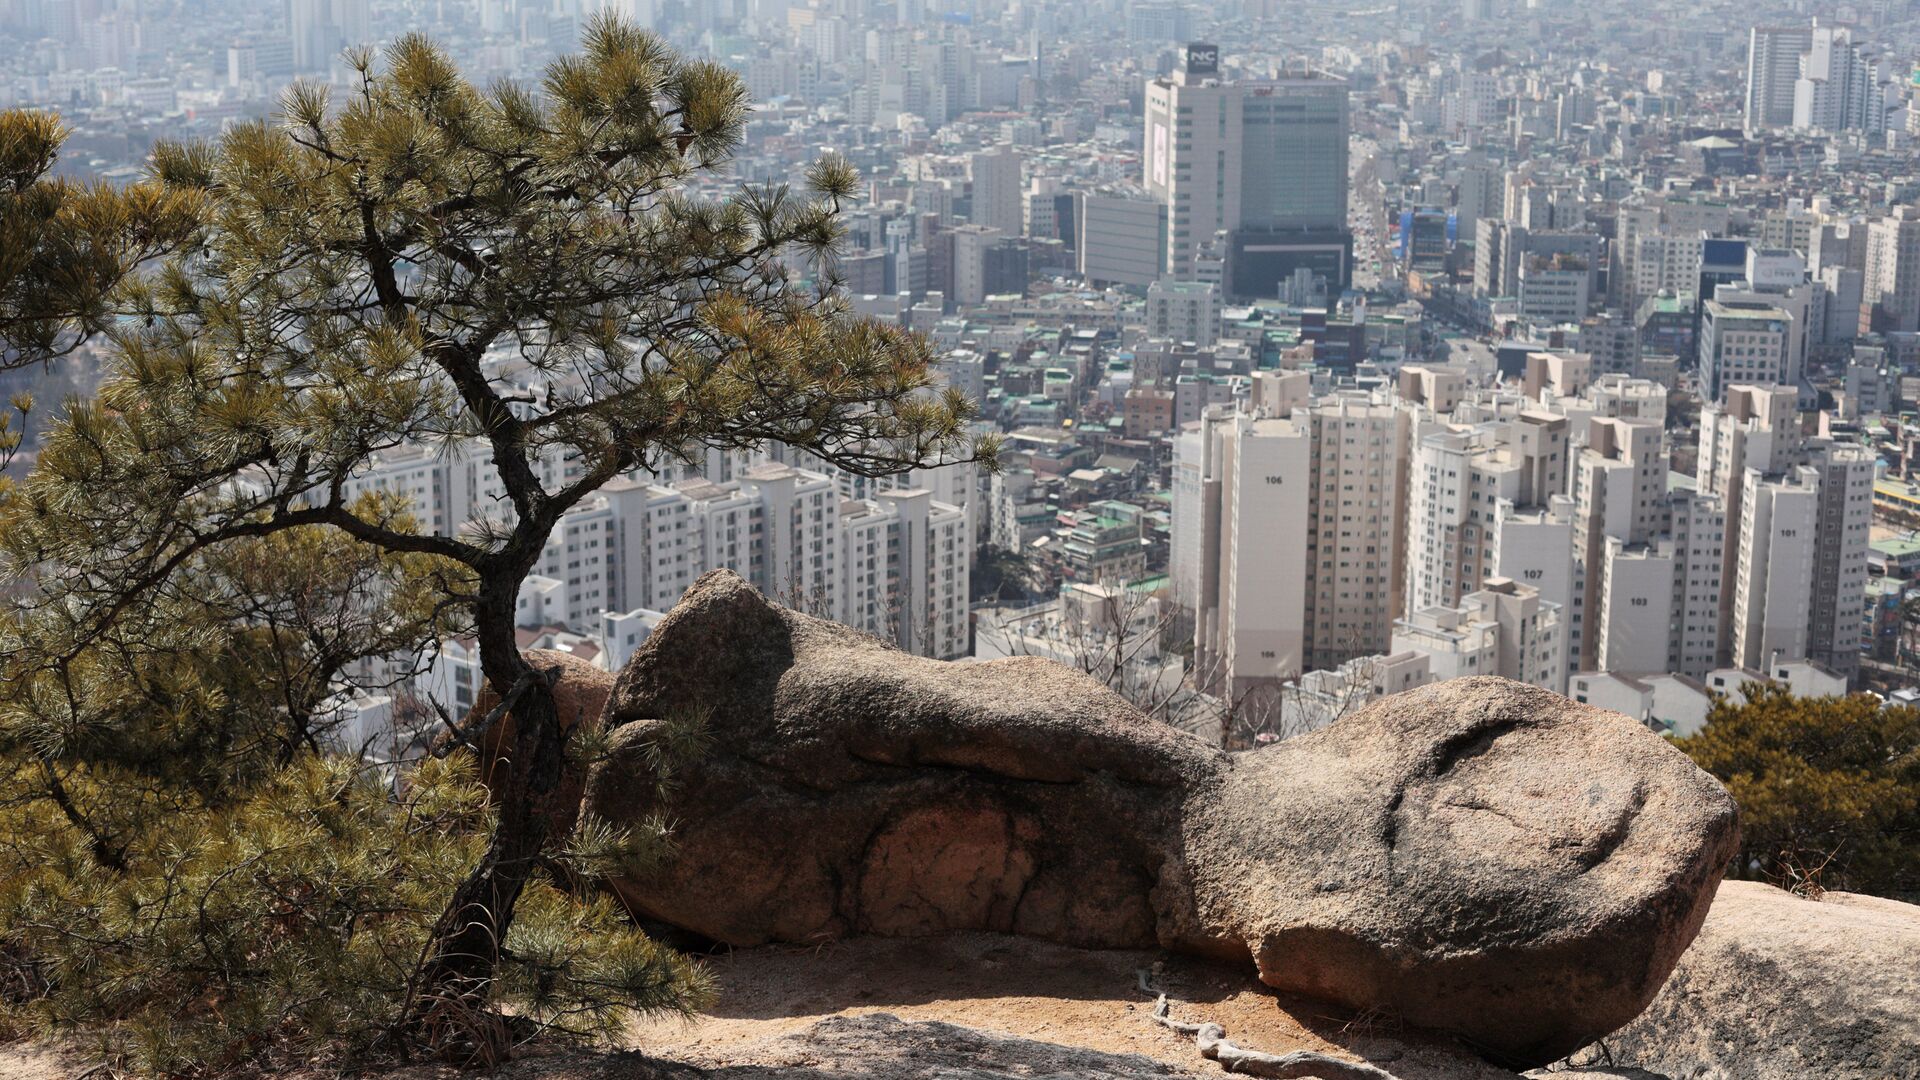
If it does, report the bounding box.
[0,751,709,1074]
[1676,683,1920,899]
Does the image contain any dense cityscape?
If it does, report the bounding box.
[8,0,1920,750]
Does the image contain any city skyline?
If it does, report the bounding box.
[9,0,1920,743]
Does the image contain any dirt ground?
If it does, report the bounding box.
[0,933,1516,1079]
[623,932,1510,1079]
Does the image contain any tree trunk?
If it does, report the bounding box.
[405,569,566,1042]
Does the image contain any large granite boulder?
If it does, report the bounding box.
[1603,880,1920,1079]
[1179,678,1740,1067]
[577,570,1740,1068]
[582,570,1209,950]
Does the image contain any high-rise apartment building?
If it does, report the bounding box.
[1404,411,1569,616]
[1190,409,1313,696]
[1587,490,1727,680]
[1569,418,1671,672]
[1394,578,1565,692]
[1863,207,1920,333]
[334,441,969,658]
[1697,384,1802,662]
[1183,375,1410,694]
[1697,386,1873,679]
[1300,392,1413,672]
[1792,27,1885,133]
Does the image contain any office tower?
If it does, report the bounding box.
[1745,25,1815,132]
[291,0,371,72]
[1023,176,1066,241]
[1612,195,1732,307]
[1628,231,1706,306]
[1075,190,1168,290]
[968,145,1024,236]
[1143,44,1350,297]
[1698,300,1792,402]
[1709,250,1820,393]
[1577,312,1642,375]
[1451,163,1502,235]
[948,224,1004,306]
[1792,27,1886,133]
[1126,1,1191,42]
[1760,202,1821,253]
[1516,253,1594,325]
[1863,207,1920,333]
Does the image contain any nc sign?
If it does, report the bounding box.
[1186,43,1219,76]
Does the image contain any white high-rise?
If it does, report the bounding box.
[969,145,1025,236]
[1699,300,1792,403]
[1569,418,1673,672]
[1791,27,1885,134]
[1863,207,1920,333]
[1745,25,1815,132]
[1183,375,1411,695]
[1404,411,1569,615]
[1697,385,1873,679]
[290,0,370,72]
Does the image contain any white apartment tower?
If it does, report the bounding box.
[1191,411,1313,696]
[1792,27,1885,134]
[1394,578,1565,692]
[1404,410,1569,614]
[1569,418,1670,672]
[1184,376,1412,696]
[1301,392,1413,673]
[1697,385,1873,679]
[1863,207,1920,333]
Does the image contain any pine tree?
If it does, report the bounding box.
[0,108,202,369]
[1676,683,1920,898]
[0,15,989,1064]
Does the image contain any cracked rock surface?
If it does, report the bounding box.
[578,571,1739,1068]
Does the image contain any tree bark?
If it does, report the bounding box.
[404,567,565,1042]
